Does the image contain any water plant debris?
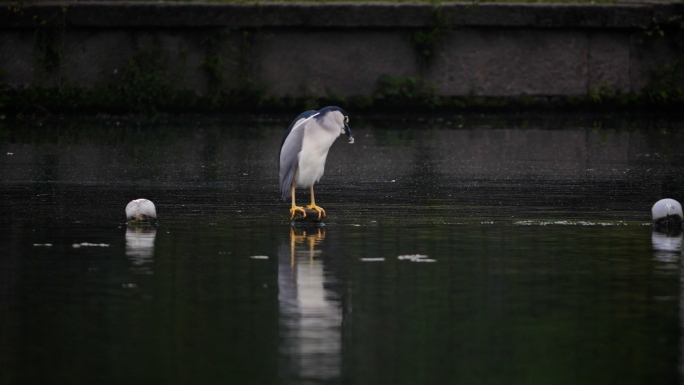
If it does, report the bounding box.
[397,254,436,262]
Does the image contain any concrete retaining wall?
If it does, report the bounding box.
[1,2,682,100]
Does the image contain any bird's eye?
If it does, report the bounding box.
[344,116,349,124]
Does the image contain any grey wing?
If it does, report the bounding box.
[279,123,305,201]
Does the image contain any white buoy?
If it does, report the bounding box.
[125,199,157,224]
[652,198,683,231]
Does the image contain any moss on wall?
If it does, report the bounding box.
[639,14,684,104]
[3,80,683,117]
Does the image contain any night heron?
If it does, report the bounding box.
[652,198,683,231]
[126,198,157,224]
[279,106,354,219]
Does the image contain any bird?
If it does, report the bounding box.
[279,106,354,220]
[125,198,157,224]
[652,198,683,231]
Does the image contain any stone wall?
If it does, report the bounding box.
[1,2,682,100]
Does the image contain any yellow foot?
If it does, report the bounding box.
[306,204,326,219]
[290,206,307,219]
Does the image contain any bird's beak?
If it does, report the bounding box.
[344,122,354,144]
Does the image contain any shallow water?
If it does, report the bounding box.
[2,114,684,384]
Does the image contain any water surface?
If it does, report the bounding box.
[1,114,684,384]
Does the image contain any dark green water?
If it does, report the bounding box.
[1,114,684,384]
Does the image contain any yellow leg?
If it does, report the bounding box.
[306,185,326,219]
[289,182,307,219]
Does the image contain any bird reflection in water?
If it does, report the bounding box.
[278,228,343,383]
[125,227,156,274]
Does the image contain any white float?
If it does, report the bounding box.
[125,198,157,223]
[651,198,682,231]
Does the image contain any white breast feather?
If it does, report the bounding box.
[296,120,340,188]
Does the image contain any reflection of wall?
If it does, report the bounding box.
[1,123,282,183]
[326,127,684,183]
[278,229,342,383]
[5,127,684,186]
